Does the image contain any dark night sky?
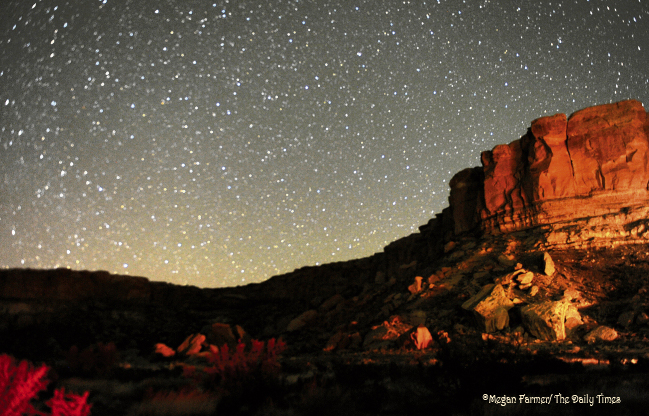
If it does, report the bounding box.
[1,0,648,287]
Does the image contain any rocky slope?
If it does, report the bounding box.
[3,99,649,415]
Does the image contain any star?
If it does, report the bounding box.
[1,0,647,287]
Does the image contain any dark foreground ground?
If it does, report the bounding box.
[21,345,649,416]
[4,243,649,415]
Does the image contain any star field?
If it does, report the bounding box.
[1,0,648,287]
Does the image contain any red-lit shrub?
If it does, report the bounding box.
[181,337,286,396]
[46,389,91,416]
[0,354,48,416]
[186,338,286,413]
[200,338,286,382]
[0,354,91,416]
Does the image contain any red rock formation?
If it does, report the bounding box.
[481,138,527,215]
[529,112,573,200]
[567,100,649,193]
[449,99,649,236]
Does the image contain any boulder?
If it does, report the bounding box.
[520,300,571,341]
[202,323,249,348]
[449,250,465,260]
[495,269,525,286]
[408,276,423,294]
[516,271,534,285]
[563,288,580,301]
[363,325,392,350]
[410,325,434,350]
[462,284,515,333]
[323,331,347,352]
[154,343,176,358]
[617,311,635,328]
[204,322,235,346]
[564,305,583,330]
[584,326,618,342]
[427,273,441,285]
[177,334,206,356]
[319,294,344,313]
[543,252,556,276]
[363,316,412,350]
[324,323,363,352]
[444,241,457,253]
[497,254,516,268]
[286,310,318,332]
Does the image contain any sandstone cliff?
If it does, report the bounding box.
[446,100,649,247]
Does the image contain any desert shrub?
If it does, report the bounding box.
[0,353,91,416]
[183,338,286,384]
[182,338,287,414]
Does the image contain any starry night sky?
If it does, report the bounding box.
[1,0,648,288]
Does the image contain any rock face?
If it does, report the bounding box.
[447,100,649,240]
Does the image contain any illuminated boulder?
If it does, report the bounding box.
[462,284,515,333]
[520,299,572,341]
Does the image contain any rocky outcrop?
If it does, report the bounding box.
[447,100,649,240]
